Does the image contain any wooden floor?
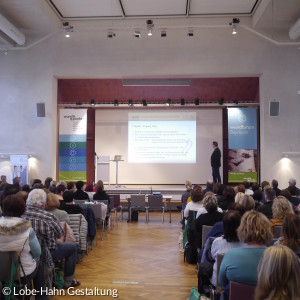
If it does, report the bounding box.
[52,212,197,299]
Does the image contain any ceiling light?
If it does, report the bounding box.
[128,99,133,106]
[147,20,154,37]
[195,98,199,106]
[232,25,237,35]
[187,31,194,37]
[219,98,224,105]
[107,31,115,38]
[142,99,147,106]
[114,99,119,106]
[181,98,185,106]
[166,98,171,106]
[161,31,167,37]
[134,31,141,38]
[63,22,73,38]
[229,18,240,35]
[90,99,95,106]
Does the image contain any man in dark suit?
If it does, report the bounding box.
[256,187,275,219]
[211,141,221,183]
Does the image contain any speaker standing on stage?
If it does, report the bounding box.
[211,141,221,183]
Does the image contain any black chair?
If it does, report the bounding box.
[129,195,148,222]
[147,194,165,223]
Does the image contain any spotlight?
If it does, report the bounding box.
[63,22,73,38]
[161,31,167,37]
[187,30,194,37]
[147,20,154,36]
[134,31,141,38]
[107,31,116,38]
[181,98,185,106]
[76,101,82,106]
[232,25,237,35]
[195,98,199,106]
[166,98,171,106]
[128,99,133,106]
[90,99,95,106]
[142,99,147,106]
[114,99,119,106]
[219,98,224,105]
[233,100,239,105]
[229,18,240,35]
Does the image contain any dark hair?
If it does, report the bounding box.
[223,210,241,242]
[76,181,84,190]
[32,183,44,190]
[237,184,246,193]
[85,183,94,192]
[213,182,221,194]
[261,181,270,190]
[206,181,213,189]
[223,186,236,201]
[272,179,279,188]
[280,189,292,201]
[265,188,276,201]
[63,190,74,203]
[217,184,226,196]
[0,182,8,191]
[96,180,104,192]
[288,186,297,196]
[56,184,66,195]
[44,177,53,189]
[213,141,218,147]
[243,181,250,189]
[253,190,263,202]
[2,194,26,217]
[32,179,42,186]
[22,184,30,193]
[1,184,19,203]
[67,182,75,190]
[49,184,57,194]
[281,214,300,251]
[252,183,260,192]
[191,185,204,203]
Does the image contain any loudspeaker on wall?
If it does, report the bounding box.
[269,101,279,117]
[36,103,45,117]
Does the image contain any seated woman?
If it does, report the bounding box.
[276,213,300,257]
[193,193,223,249]
[45,193,70,223]
[270,196,294,232]
[0,194,41,280]
[93,180,110,202]
[85,183,95,201]
[180,180,192,210]
[218,211,272,294]
[210,210,245,287]
[255,245,300,300]
[184,185,204,219]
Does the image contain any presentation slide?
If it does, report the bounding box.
[128,112,196,163]
[95,109,222,184]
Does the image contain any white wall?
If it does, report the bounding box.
[0,25,299,188]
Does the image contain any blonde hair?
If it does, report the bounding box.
[237,211,272,245]
[185,181,192,191]
[272,196,294,220]
[236,194,255,211]
[255,245,300,300]
[203,193,218,213]
[45,193,60,210]
[235,192,245,203]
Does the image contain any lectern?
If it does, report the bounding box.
[110,155,124,187]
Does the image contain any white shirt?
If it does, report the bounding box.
[196,207,223,219]
[184,201,203,218]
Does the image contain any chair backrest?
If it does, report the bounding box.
[74,199,88,205]
[96,200,109,206]
[109,197,115,210]
[130,194,146,208]
[109,194,121,207]
[187,210,197,229]
[229,281,256,300]
[273,226,283,238]
[148,194,163,208]
[202,225,213,248]
[0,251,19,281]
[216,253,225,288]
[182,195,189,210]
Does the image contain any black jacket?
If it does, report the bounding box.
[211,147,221,167]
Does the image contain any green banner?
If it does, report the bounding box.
[59,171,86,182]
[228,172,257,183]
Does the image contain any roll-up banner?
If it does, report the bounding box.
[59,109,87,181]
[228,108,258,183]
[10,155,28,185]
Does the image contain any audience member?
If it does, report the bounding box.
[73,181,89,200]
[85,183,95,201]
[256,187,275,219]
[203,180,213,195]
[56,184,67,209]
[0,194,41,280]
[210,210,244,287]
[45,193,70,223]
[270,196,294,232]
[243,181,253,195]
[280,188,292,201]
[218,211,272,291]
[232,194,255,216]
[234,192,245,203]
[287,186,300,208]
[49,181,57,194]
[67,182,75,190]
[237,184,246,193]
[44,177,53,190]
[218,186,235,211]
[179,180,192,213]
[255,245,300,300]
[62,190,83,214]
[23,189,80,291]
[184,185,204,218]
[271,179,281,197]
[287,178,300,196]
[22,184,30,193]
[93,180,110,202]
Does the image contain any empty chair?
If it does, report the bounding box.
[129,194,148,222]
[229,281,256,300]
[109,194,123,222]
[147,194,164,223]
[201,225,213,249]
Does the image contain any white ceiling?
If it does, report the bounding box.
[0,0,299,50]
